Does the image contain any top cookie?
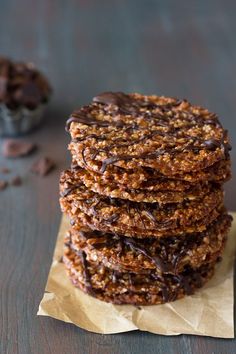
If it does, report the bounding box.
[66,92,231,175]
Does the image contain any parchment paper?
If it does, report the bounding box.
[38,213,235,337]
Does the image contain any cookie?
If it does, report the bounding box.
[71,204,225,238]
[60,168,223,209]
[63,243,217,305]
[60,169,224,236]
[60,167,224,204]
[70,158,231,192]
[65,213,231,274]
[67,92,231,176]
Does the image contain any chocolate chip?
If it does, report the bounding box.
[0,167,10,174]
[2,139,37,158]
[0,180,8,190]
[11,176,22,186]
[31,156,55,176]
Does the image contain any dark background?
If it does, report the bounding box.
[0,1,235,353]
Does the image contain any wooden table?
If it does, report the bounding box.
[0,1,235,353]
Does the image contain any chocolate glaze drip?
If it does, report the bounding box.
[60,183,84,197]
[78,250,94,294]
[66,103,125,132]
[204,137,231,158]
[66,113,111,131]
[100,155,133,173]
[134,206,147,230]
[174,274,193,295]
[103,213,120,225]
[81,147,88,167]
[142,209,159,224]
[204,139,221,150]
[122,237,174,273]
[72,134,108,143]
[161,285,170,302]
[133,204,177,230]
[93,92,132,106]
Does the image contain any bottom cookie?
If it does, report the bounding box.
[63,243,217,305]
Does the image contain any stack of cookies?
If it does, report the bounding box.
[60,92,232,305]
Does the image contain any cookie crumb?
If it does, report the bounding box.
[11,176,22,186]
[31,156,55,176]
[0,167,10,173]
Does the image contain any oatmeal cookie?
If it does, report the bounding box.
[67,92,231,175]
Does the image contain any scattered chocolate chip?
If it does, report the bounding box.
[0,167,10,174]
[0,180,8,190]
[31,156,55,176]
[2,139,37,158]
[11,176,22,186]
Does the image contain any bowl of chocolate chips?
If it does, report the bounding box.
[0,57,52,136]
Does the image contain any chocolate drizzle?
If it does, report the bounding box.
[78,229,197,274]
[66,113,110,131]
[103,213,120,225]
[93,92,183,116]
[65,103,125,132]
[122,237,174,273]
[78,250,94,294]
[60,183,84,197]
[93,92,132,106]
[98,137,228,173]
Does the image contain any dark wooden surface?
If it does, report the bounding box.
[0,1,235,353]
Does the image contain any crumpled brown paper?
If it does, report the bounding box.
[38,213,235,337]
